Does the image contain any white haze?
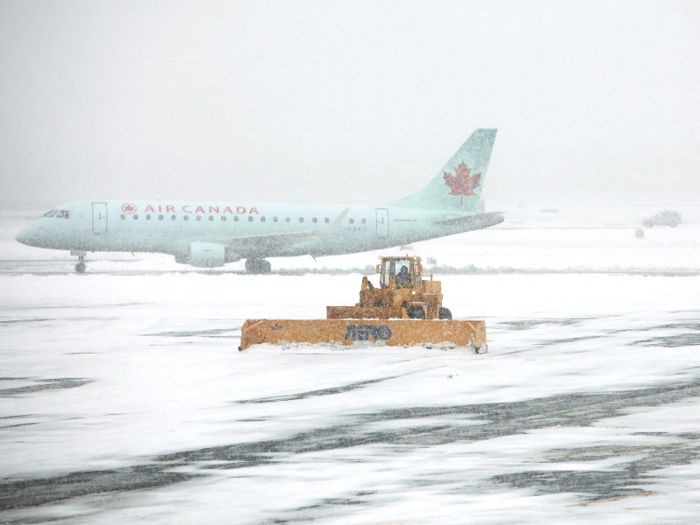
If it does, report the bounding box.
[1,0,699,209]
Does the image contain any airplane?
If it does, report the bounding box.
[16,129,504,273]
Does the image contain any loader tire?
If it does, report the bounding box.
[438,307,452,320]
[405,306,426,319]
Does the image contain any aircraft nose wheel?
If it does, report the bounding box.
[73,252,87,273]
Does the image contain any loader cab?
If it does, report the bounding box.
[378,256,422,288]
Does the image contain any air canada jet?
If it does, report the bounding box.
[16,129,503,273]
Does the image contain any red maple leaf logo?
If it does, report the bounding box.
[121,203,137,214]
[443,162,481,198]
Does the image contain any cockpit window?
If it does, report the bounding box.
[43,210,58,217]
[56,210,70,219]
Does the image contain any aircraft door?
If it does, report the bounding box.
[92,202,107,233]
[376,208,389,238]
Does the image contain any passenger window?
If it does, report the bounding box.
[261,216,266,222]
[273,217,278,222]
[196,216,201,221]
[312,218,317,223]
[158,215,163,220]
[285,217,291,222]
[209,216,214,221]
[133,214,138,220]
[234,216,239,222]
[361,218,366,224]
[349,218,354,224]
[146,214,151,220]
[221,216,226,222]
[171,215,177,220]
[299,217,304,223]
[56,210,70,219]
[325,218,329,223]
[121,214,126,220]
[248,216,254,222]
[184,215,189,221]
[43,210,58,217]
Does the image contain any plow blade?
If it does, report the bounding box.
[240,319,487,352]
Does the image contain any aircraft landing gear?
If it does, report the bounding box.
[245,258,272,274]
[71,250,87,273]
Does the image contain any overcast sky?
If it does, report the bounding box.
[1,0,699,209]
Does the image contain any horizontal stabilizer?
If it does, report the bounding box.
[434,212,504,230]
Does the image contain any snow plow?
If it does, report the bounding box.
[240,256,488,353]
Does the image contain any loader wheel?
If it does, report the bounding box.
[438,307,452,320]
[405,306,426,319]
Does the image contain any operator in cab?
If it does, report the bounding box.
[395,264,410,287]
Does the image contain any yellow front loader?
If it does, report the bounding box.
[240,256,488,353]
[327,256,450,320]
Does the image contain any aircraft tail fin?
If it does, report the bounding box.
[389,129,497,212]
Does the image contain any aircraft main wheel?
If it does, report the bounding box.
[245,258,272,274]
[438,307,452,320]
[75,262,86,273]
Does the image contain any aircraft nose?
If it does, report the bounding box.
[16,225,38,246]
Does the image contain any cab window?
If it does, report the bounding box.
[394,259,411,286]
[380,258,414,287]
[56,210,70,219]
[43,210,58,217]
[380,260,395,287]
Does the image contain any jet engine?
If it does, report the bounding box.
[185,241,226,268]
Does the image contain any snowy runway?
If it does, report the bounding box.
[1,269,700,524]
[2,208,700,523]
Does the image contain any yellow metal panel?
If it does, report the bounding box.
[423,281,441,293]
[240,319,486,351]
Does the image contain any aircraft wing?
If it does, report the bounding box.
[223,229,320,252]
[434,212,504,230]
[217,208,350,255]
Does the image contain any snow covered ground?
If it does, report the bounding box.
[1,205,700,523]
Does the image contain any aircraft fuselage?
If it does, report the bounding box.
[16,129,504,271]
[17,200,503,264]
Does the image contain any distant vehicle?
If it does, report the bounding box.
[643,210,682,228]
[16,129,503,273]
